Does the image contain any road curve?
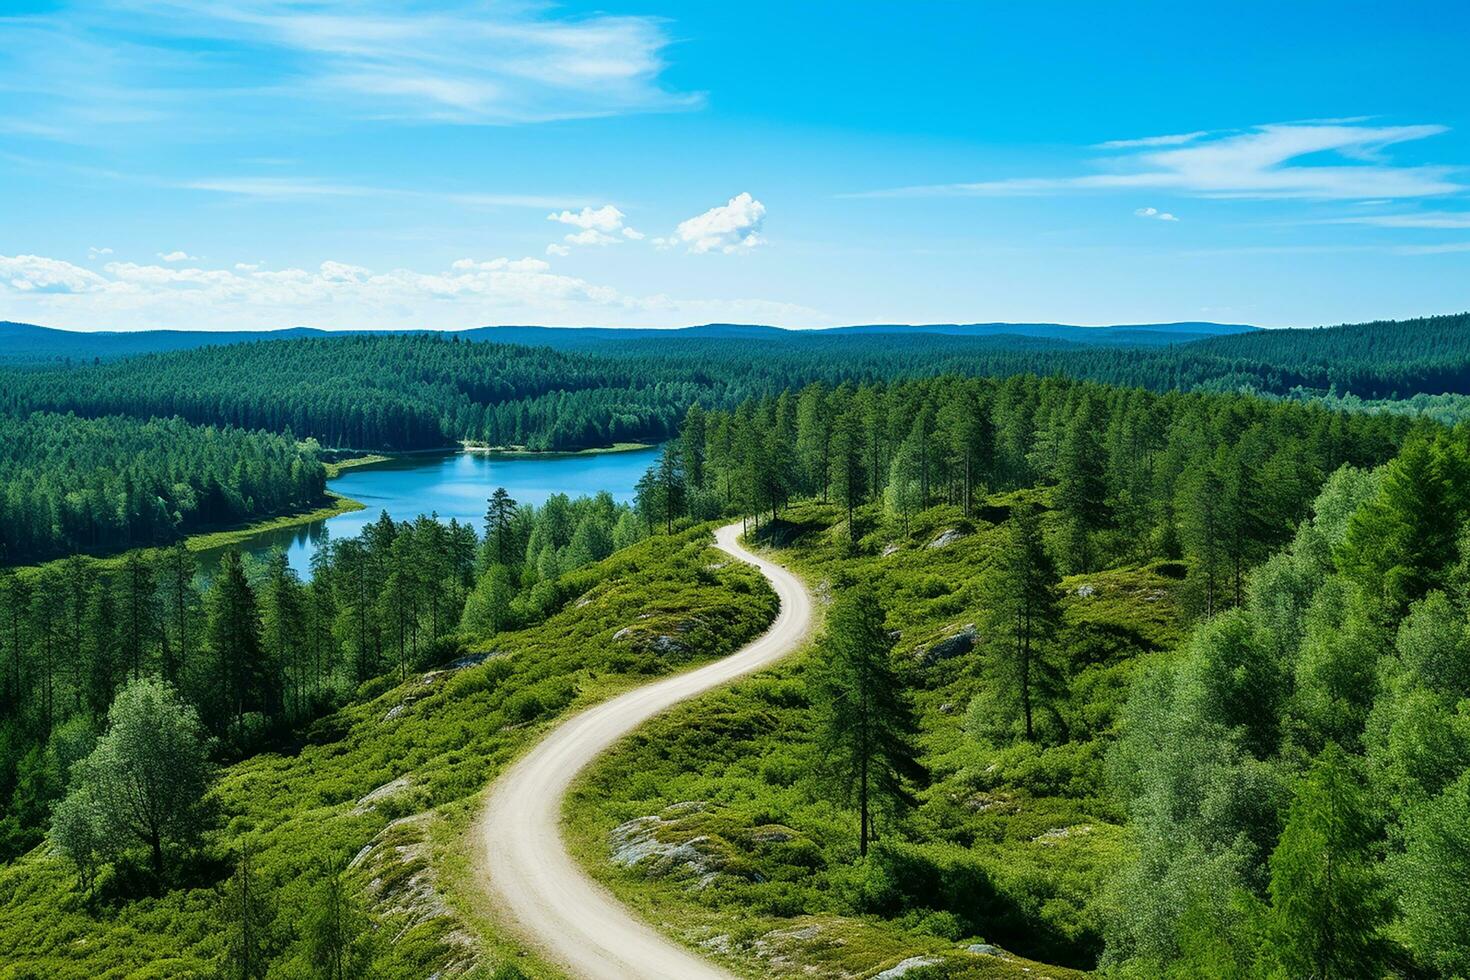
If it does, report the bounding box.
[476,521,814,980]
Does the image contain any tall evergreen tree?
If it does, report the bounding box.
[980,504,1064,741]
[219,843,277,980]
[483,488,520,567]
[813,587,927,856]
[205,551,268,733]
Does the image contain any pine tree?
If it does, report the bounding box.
[1055,397,1110,573]
[795,383,833,501]
[981,504,1064,741]
[205,551,267,733]
[306,858,375,979]
[679,403,707,492]
[1339,433,1468,615]
[116,551,158,681]
[884,428,923,537]
[830,408,867,548]
[219,843,277,980]
[484,488,520,567]
[157,540,198,687]
[813,587,927,856]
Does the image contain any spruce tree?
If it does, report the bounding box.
[484,488,520,567]
[205,551,266,733]
[813,587,927,856]
[219,843,277,980]
[980,504,1064,741]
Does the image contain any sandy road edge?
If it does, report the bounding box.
[472,522,815,979]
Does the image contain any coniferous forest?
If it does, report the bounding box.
[3,316,1470,978]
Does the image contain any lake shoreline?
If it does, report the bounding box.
[457,440,654,458]
[6,444,659,579]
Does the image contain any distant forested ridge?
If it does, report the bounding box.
[0,318,1256,364]
[3,313,1466,456]
[0,413,326,564]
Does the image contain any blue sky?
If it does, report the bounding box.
[2,0,1468,331]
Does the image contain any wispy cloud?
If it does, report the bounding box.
[185,176,587,210]
[0,1,702,141]
[855,123,1461,201]
[1097,131,1209,149]
[158,250,199,263]
[0,251,824,329]
[1325,210,1470,229]
[1392,242,1470,255]
[1134,206,1179,222]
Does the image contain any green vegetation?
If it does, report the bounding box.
[7,311,1470,977]
[811,586,927,857]
[4,314,1466,465]
[0,312,1457,573]
[563,373,1468,976]
[53,676,214,880]
[0,482,648,864]
[566,498,1171,977]
[0,412,327,564]
[0,523,777,978]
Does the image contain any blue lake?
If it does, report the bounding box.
[195,446,660,579]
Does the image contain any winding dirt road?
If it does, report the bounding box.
[476,521,814,979]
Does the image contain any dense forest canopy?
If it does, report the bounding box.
[0,486,643,862]
[632,374,1417,612]
[2,313,1467,462]
[0,412,326,564]
[3,316,1470,975]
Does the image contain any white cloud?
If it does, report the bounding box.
[547,203,641,249]
[1097,131,1209,149]
[158,250,198,262]
[1134,206,1179,222]
[564,229,620,247]
[87,246,113,258]
[545,244,571,257]
[1327,210,1470,229]
[1393,242,1470,255]
[857,123,1461,201]
[671,193,767,254]
[0,254,109,293]
[549,205,625,232]
[3,2,702,139]
[234,262,261,271]
[185,177,585,210]
[0,251,826,329]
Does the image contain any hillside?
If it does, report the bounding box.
[568,496,1171,977]
[0,320,1257,365]
[0,525,778,978]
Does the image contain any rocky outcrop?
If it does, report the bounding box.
[1033,824,1092,845]
[353,775,413,815]
[927,529,968,549]
[609,802,755,890]
[351,814,480,975]
[914,623,978,665]
[875,956,944,978]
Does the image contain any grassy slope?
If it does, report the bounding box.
[565,498,1188,979]
[0,525,776,979]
